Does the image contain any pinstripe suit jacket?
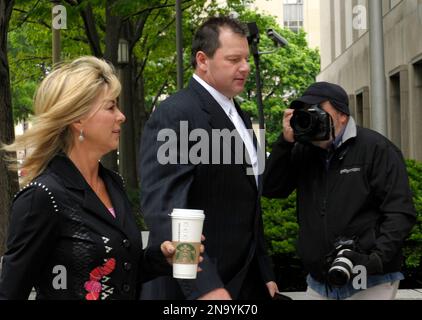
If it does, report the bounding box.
[139,78,275,300]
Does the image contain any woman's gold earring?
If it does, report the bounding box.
[78,129,84,142]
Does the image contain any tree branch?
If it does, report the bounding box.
[66,35,88,43]
[139,1,193,49]
[12,55,51,62]
[12,71,49,86]
[9,0,42,31]
[10,18,50,32]
[150,61,190,108]
[63,0,79,5]
[138,47,151,79]
[34,19,50,29]
[137,13,177,76]
[137,7,161,51]
[122,0,192,21]
[12,8,27,14]
[151,80,169,109]
[264,89,276,101]
[130,10,151,52]
[79,3,102,57]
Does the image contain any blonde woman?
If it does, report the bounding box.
[0,56,203,300]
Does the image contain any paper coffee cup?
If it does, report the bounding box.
[171,209,205,279]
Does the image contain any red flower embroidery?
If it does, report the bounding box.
[84,258,116,300]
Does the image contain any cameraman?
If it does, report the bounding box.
[263,82,416,300]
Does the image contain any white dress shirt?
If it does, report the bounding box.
[193,74,258,185]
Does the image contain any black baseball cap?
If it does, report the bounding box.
[291,82,350,115]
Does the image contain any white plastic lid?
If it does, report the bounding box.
[171,208,205,219]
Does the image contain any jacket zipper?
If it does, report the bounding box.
[321,156,330,249]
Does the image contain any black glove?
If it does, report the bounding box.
[342,251,383,275]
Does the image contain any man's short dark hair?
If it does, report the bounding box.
[190,16,248,69]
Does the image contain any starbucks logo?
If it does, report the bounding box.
[175,243,197,264]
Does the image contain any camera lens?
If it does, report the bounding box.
[327,266,350,287]
[327,249,354,287]
[290,105,332,142]
[291,110,313,131]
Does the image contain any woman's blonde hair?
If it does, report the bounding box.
[3,56,121,185]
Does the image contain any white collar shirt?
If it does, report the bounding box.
[193,74,258,185]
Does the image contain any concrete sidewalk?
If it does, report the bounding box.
[27,289,422,300]
[281,289,422,300]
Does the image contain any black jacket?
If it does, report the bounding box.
[0,154,170,300]
[263,118,416,281]
[139,77,274,300]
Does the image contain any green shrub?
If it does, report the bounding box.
[403,160,422,268]
[262,193,298,256]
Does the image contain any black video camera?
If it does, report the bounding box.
[326,238,357,287]
[290,104,334,143]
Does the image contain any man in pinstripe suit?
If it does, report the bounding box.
[139,16,278,300]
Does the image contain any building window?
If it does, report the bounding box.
[355,92,364,126]
[283,0,303,33]
[355,87,370,128]
[413,61,422,160]
[389,73,402,149]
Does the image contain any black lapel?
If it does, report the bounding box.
[100,168,129,232]
[189,78,236,132]
[81,189,121,228]
[189,78,258,191]
[49,154,129,235]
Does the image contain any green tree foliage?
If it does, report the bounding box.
[7,1,319,125]
[8,0,91,123]
[8,1,51,122]
[7,1,249,119]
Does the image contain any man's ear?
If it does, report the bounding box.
[340,113,349,126]
[196,51,208,72]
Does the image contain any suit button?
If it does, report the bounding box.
[123,262,132,271]
[122,239,130,248]
[122,284,131,292]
